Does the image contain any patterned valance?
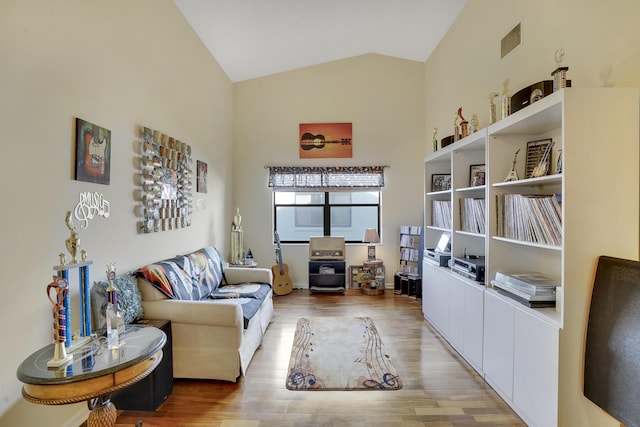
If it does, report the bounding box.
[267,166,387,190]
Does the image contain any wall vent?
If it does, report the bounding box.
[501,23,521,58]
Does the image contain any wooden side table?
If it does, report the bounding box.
[17,324,166,427]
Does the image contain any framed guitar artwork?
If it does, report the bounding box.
[272,231,293,296]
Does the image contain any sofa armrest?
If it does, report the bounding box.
[141,299,244,328]
[224,267,273,286]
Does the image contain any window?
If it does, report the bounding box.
[274,191,380,243]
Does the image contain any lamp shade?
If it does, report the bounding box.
[362,228,380,244]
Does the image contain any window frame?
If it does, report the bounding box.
[273,190,381,244]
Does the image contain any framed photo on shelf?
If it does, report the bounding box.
[469,164,486,186]
[525,138,553,178]
[431,174,451,192]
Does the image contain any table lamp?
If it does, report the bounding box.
[363,228,380,260]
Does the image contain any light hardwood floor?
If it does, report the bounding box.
[113,289,525,426]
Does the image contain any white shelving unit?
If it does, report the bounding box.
[422,88,640,427]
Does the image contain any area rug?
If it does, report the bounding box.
[286,316,402,390]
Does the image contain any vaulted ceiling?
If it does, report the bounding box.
[175,0,468,82]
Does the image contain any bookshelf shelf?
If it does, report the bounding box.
[492,174,561,188]
[456,185,486,193]
[423,88,640,427]
[492,236,561,250]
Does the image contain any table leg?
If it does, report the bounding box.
[87,395,117,427]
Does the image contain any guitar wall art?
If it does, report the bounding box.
[299,123,352,159]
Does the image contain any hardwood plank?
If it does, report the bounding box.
[109,290,526,427]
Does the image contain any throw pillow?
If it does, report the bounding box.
[183,246,225,299]
[135,256,195,300]
[91,274,144,329]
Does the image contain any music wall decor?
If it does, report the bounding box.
[299,123,352,159]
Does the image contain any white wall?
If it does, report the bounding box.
[0,1,233,425]
[233,54,426,287]
[424,1,640,426]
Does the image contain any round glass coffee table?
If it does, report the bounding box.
[17,324,166,427]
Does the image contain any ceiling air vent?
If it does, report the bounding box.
[501,23,521,58]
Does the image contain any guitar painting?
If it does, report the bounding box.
[300,132,352,150]
[272,231,293,296]
[299,123,352,159]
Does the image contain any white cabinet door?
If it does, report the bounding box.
[430,266,450,336]
[422,260,435,321]
[463,282,484,371]
[483,291,514,399]
[513,308,559,427]
[448,276,465,351]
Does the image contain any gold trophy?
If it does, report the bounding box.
[64,211,80,264]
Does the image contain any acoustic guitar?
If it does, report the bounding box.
[272,231,293,295]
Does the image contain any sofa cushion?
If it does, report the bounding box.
[136,256,198,300]
[91,274,144,328]
[210,283,272,328]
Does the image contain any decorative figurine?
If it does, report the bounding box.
[504,149,520,182]
[551,49,569,92]
[488,92,498,124]
[458,108,469,139]
[453,111,460,141]
[58,253,66,266]
[432,127,438,152]
[64,211,80,264]
[470,114,479,133]
[500,79,511,120]
[556,149,563,174]
[230,208,244,265]
[46,276,73,367]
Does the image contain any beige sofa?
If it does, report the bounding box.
[135,247,273,382]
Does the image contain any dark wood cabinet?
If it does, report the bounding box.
[308,260,345,294]
[111,319,173,411]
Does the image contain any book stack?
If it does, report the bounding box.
[491,271,559,308]
[460,198,486,234]
[432,200,452,229]
[496,193,562,246]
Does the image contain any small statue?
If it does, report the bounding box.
[232,208,242,232]
[432,127,438,152]
[470,114,479,133]
[453,111,460,141]
[500,79,511,119]
[488,92,498,124]
[551,48,569,92]
[458,107,468,138]
[64,211,80,264]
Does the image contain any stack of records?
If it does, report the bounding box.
[491,272,559,308]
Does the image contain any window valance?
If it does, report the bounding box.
[267,166,387,190]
